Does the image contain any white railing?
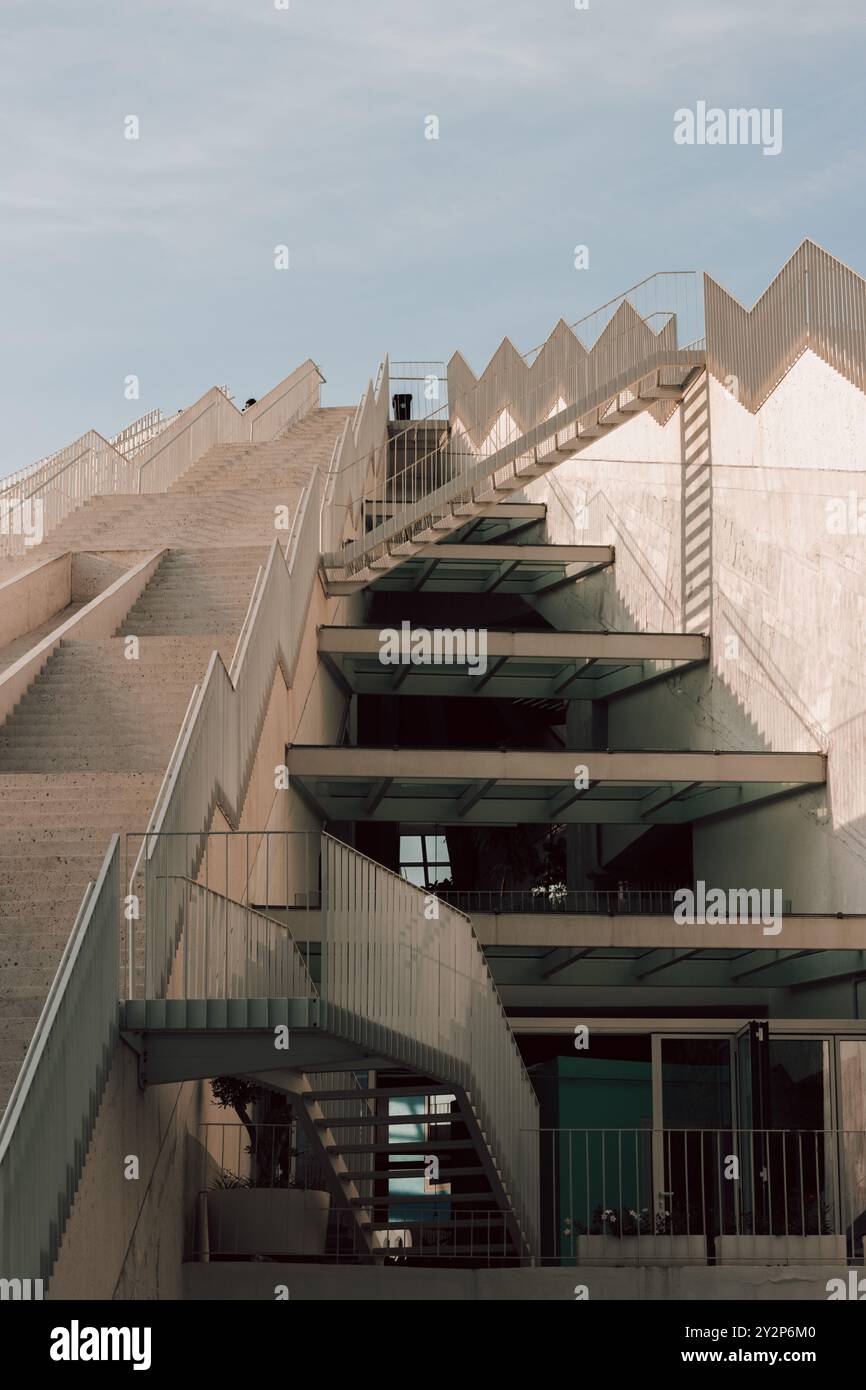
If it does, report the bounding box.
[540,1126,866,1266]
[0,361,323,558]
[322,273,704,578]
[135,360,323,495]
[320,357,392,556]
[0,837,120,1284]
[0,431,139,558]
[128,468,324,998]
[150,877,316,1001]
[320,834,540,1254]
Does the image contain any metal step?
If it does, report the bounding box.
[350,1192,496,1207]
[316,1111,459,1128]
[341,1166,486,1181]
[305,1085,453,1103]
[326,1139,476,1155]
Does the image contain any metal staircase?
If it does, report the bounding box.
[322,290,705,592]
[122,832,540,1265]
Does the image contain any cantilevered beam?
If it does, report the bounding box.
[289,746,825,786]
[414,543,613,565]
[318,628,709,665]
[457,779,497,818]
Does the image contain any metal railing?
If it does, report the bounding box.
[321,272,704,574]
[535,1126,866,1266]
[0,837,120,1284]
[434,888,796,916]
[436,888,679,916]
[389,361,449,419]
[320,834,540,1254]
[126,468,324,999]
[706,238,866,411]
[127,826,540,1254]
[187,1119,511,1263]
[140,875,316,1001]
[0,361,322,557]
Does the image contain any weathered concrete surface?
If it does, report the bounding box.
[525,350,866,919]
[183,1260,845,1301]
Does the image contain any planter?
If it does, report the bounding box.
[715,1234,846,1265]
[205,1188,330,1257]
[575,1234,706,1265]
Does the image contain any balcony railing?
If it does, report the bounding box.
[186,1120,866,1268]
[188,1118,514,1264]
[435,888,679,916]
[535,1127,866,1267]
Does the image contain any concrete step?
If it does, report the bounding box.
[0,896,84,921]
[0,754,170,772]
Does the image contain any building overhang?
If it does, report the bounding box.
[346,542,614,596]
[287,745,826,825]
[318,625,708,699]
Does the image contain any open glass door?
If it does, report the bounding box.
[837,1040,866,1260]
[734,1021,771,1236]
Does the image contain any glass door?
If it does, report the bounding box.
[836,1040,866,1259]
[733,1021,771,1235]
[654,1036,733,1246]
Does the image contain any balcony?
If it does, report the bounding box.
[539,1127,866,1268]
[184,1120,866,1269]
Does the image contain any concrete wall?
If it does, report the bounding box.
[48,1048,208,1301]
[525,351,866,918]
[0,554,71,647]
[184,1259,847,1301]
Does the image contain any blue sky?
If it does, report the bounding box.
[1,0,865,473]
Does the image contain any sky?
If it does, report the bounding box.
[1,0,865,473]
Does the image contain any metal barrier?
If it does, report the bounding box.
[321,272,704,572]
[535,1126,866,1266]
[0,838,120,1282]
[320,834,540,1254]
[0,361,322,556]
[436,888,679,915]
[126,467,324,999]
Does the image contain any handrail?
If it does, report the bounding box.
[126,682,201,997]
[320,272,704,564]
[0,360,322,558]
[0,837,120,1282]
[135,395,221,485]
[129,466,325,996]
[320,832,540,1253]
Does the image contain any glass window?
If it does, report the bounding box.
[399,832,451,890]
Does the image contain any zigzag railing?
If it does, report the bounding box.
[321,273,705,585]
[706,238,866,411]
[0,361,323,558]
[128,467,323,999]
[0,837,121,1285]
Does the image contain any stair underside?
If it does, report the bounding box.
[322,357,703,592]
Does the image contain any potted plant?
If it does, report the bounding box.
[202,1078,331,1258]
[569,1204,705,1265]
[716,1197,845,1265]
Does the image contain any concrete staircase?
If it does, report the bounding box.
[0,771,163,1108]
[168,407,353,494]
[119,550,266,638]
[0,401,353,1117]
[41,491,299,554]
[0,637,230,773]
